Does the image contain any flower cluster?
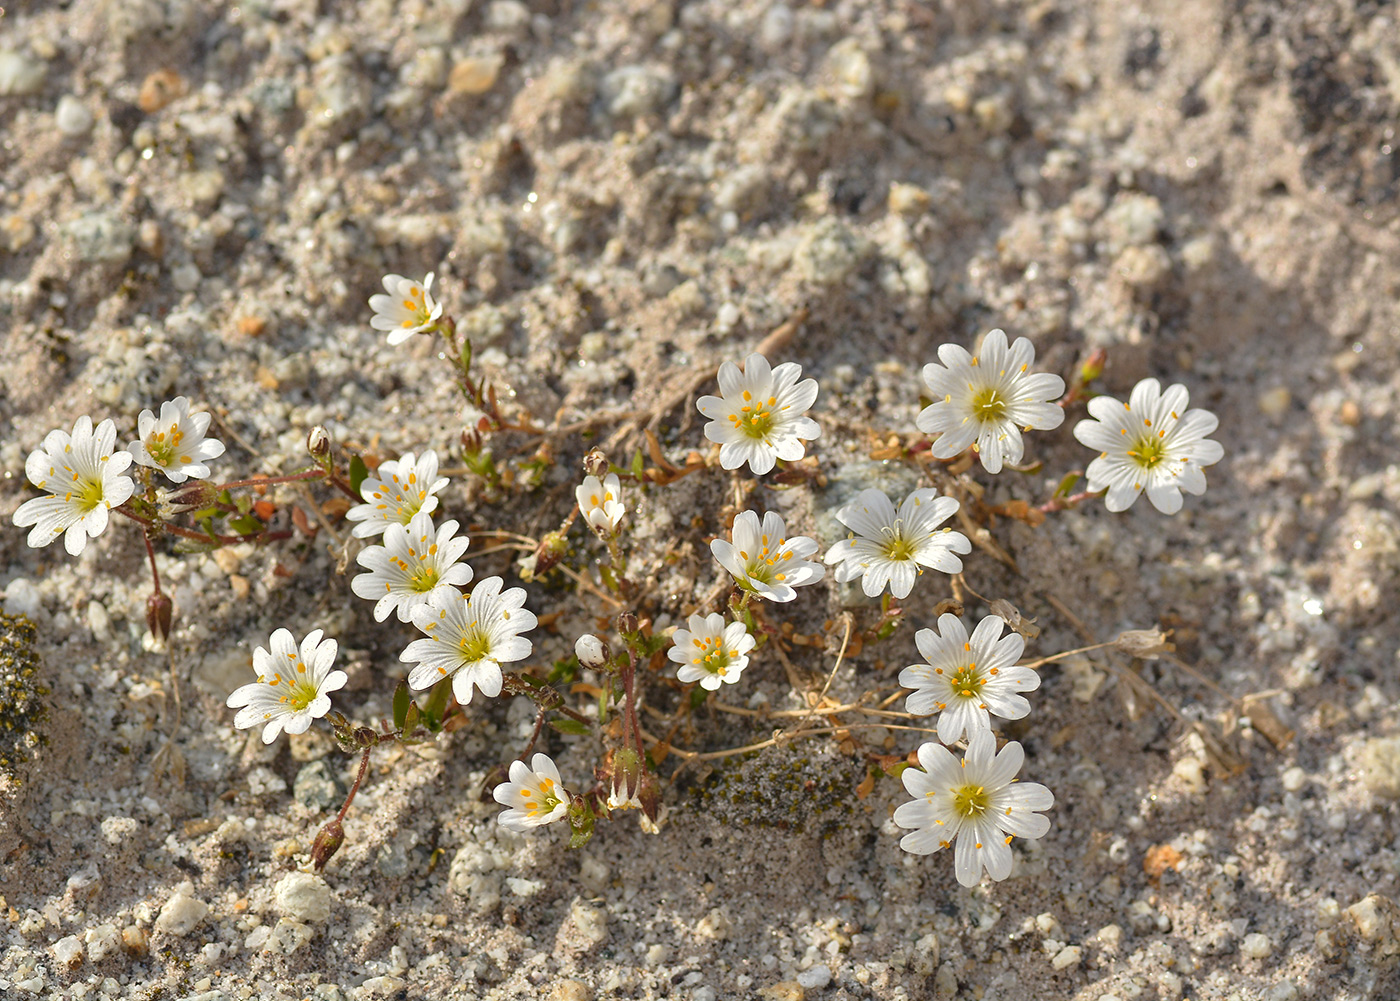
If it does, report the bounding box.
[13,399,224,557]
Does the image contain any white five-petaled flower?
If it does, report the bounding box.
[350,511,473,623]
[401,576,537,706]
[127,397,226,483]
[346,450,449,539]
[710,510,825,603]
[696,352,821,474]
[1072,378,1224,514]
[917,329,1065,473]
[226,628,347,745]
[493,753,569,832]
[893,730,1054,887]
[575,473,625,537]
[667,612,756,691]
[900,614,1040,744]
[823,488,971,600]
[369,272,443,346]
[13,416,135,556]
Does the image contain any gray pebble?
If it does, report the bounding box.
[294,759,345,811]
[55,95,94,136]
[0,50,45,96]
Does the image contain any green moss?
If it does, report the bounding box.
[686,742,860,835]
[0,613,49,785]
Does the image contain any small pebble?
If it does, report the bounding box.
[550,980,593,1001]
[1257,386,1291,420]
[155,888,209,937]
[1051,945,1083,970]
[1361,738,1400,799]
[448,55,504,96]
[275,871,332,924]
[53,935,84,969]
[138,68,185,113]
[1239,932,1272,959]
[795,964,831,990]
[0,49,46,96]
[1281,766,1307,793]
[55,95,94,136]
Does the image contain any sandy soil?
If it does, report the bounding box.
[3,0,1400,999]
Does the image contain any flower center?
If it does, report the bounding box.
[951,782,990,818]
[409,565,440,593]
[74,475,106,513]
[694,638,730,676]
[402,287,432,327]
[522,777,562,817]
[146,423,185,466]
[882,535,916,562]
[1128,435,1166,469]
[948,663,985,700]
[970,386,1007,423]
[736,393,779,440]
[458,628,493,664]
[285,679,320,712]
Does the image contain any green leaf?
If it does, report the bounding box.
[349,455,369,496]
[630,448,645,479]
[688,685,709,711]
[547,656,580,686]
[402,699,422,737]
[392,680,411,731]
[1053,471,1081,499]
[549,718,592,736]
[229,514,263,536]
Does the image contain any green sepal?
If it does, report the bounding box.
[549,718,592,736]
[392,679,411,731]
[349,455,369,496]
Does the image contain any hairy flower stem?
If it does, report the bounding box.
[500,673,593,727]
[335,742,375,826]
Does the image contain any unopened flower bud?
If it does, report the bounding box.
[531,530,569,578]
[307,425,333,462]
[146,592,174,641]
[575,634,609,670]
[607,746,644,807]
[1113,627,1173,660]
[311,819,345,872]
[616,612,639,635]
[1079,348,1107,385]
[582,448,609,478]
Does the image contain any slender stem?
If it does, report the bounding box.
[620,647,643,754]
[520,707,547,761]
[115,505,245,544]
[335,745,374,825]
[215,469,323,491]
[143,533,163,595]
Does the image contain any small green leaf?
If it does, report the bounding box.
[688,685,709,711]
[547,656,580,686]
[229,514,264,536]
[517,673,546,689]
[403,699,422,736]
[549,718,592,736]
[392,680,410,730]
[349,455,369,496]
[630,448,645,479]
[1053,471,1081,499]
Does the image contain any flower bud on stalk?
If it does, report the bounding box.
[311,819,345,873]
[146,592,174,641]
[575,634,610,670]
[582,448,609,478]
[307,425,333,464]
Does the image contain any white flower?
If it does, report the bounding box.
[575,634,609,669]
[1072,378,1224,514]
[696,353,821,474]
[667,612,755,690]
[369,272,443,346]
[346,450,449,539]
[401,576,537,705]
[127,397,226,483]
[823,488,971,600]
[893,730,1054,887]
[710,510,825,603]
[226,628,347,745]
[900,614,1040,743]
[493,753,569,832]
[13,416,135,556]
[575,473,625,537]
[350,511,472,623]
[917,329,1065,473]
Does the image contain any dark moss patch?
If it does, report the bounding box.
[0,613,49,785]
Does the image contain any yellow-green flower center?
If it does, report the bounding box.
[882,535,916,561]
[146,423,185,467]
[74,476,106,513]
[409,565,440,593]
[952,782,990,818]
[971,386,1007,423]
[521,777,562,817]
[729,391,779,441]
[1128,434,1166,469]
[949,664,985,700]
[285,679,320,712]
[458,628,492,664]
[692,637,731,676]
